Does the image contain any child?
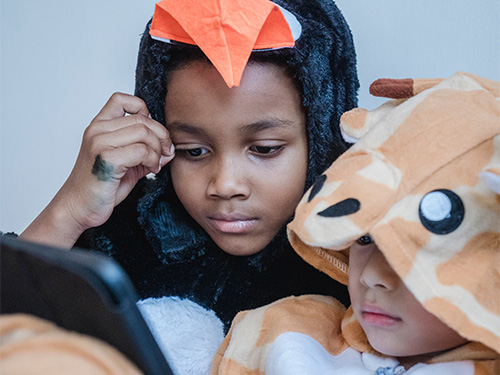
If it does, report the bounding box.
[18,0,358,329]
[211,72,500,374]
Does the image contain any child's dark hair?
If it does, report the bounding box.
[135,0,359,187]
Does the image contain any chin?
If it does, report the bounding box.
[366,337,403,358]
[219,246,263,257]
[216,238,266,257]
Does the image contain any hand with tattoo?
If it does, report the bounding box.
[21,93,175,248]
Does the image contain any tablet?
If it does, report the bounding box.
[0,235,174,375]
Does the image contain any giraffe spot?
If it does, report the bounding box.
[436,232,500,315]
[318,198,360,218]
[308,174,327,202]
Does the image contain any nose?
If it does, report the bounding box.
[360,247,400,291]
[207,156,250,200]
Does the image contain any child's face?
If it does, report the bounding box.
[348,237,467,361]
[165,61,308,256]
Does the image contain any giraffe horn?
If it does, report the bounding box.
[369,78,443,99]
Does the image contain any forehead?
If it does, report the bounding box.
[164,61,304,129]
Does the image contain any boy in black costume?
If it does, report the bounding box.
[21,0,359,330]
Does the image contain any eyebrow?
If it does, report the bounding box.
[167,118,296,136]
[167,122,206,135]
[239,118,296,135]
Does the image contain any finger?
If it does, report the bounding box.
[94,92,150,121]
[88,114,173,156]
[96,143,164,178]
[92,124,164,157]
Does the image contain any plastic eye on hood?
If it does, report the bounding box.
[419,189,465,234]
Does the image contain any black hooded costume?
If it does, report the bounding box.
[75,0,359,330]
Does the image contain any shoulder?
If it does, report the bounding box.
[232,295,346,339]
[212,296,348,373]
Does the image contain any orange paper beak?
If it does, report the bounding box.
[150,0,298,87]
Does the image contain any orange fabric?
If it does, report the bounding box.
[288,72,500,353]
[150,0,295,87]
[211,295,348,374]
[0,314,142,375]
[211,295,499,374]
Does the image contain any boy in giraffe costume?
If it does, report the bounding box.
[210,72,500,374]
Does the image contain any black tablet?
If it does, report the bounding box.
[0,235,174,375]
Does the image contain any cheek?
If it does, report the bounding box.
[169,161,202,212]
[266,153,307,214]
[406,298,464,340]
[281,140,308,191]
[347,271,362,311]
[396,287,468,354]
[347,250,364,303]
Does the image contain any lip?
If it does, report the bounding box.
[361,304,402,327]
[208,214,258,234]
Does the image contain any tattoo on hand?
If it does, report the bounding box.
[91,154,114,182]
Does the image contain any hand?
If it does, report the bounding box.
[21,93,175,247]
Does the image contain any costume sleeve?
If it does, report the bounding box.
[0,314,142,375]
[210,294,348,375]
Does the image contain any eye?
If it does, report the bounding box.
[356,234,374,246]
[419,189,464,234]
[250,145,284,156]
[178,147,209,158]
[186,148,206,157]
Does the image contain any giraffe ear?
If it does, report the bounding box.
[339,108,367,143]
[480,170,500,195]
[479,133,500,195]
[340,100,400,143]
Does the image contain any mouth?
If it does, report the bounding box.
[208,214,258,234]
[361,304,402,327]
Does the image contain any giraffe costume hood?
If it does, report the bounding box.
[288,71,500,353]
[211,72,499,375]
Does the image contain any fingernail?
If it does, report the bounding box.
[160,154,171,167]
[169,144,175,155]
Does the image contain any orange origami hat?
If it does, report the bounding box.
[149,0,301,87]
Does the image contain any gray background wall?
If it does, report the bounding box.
[1,0,499,234]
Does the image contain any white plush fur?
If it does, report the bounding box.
[137,296,225,375]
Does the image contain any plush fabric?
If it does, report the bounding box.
[76,0,357,331]
[289,72,500,352]
[210,73,500,374]
[138,297,225,375]
[211,295,498,375]
[0,314,142,375]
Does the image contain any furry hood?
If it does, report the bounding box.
[288,72,500,353]
[129,0,359,269]
[134,0,359,188]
